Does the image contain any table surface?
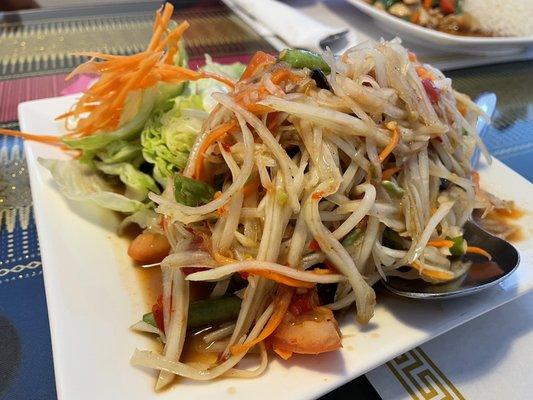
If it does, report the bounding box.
[0,1,532,399]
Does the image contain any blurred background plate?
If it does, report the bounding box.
[347,0,533,55]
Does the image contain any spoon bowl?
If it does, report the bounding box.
[382,220,520,299]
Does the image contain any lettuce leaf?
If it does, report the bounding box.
[39,158,145,213]
[96,162,160,201]
[188,57,245,111]
[141,94,205,185]
[140,60,245,186]
[95,140,142,164]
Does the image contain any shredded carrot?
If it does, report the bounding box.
[230,285,293,355]
[426,240,454,248]
[199,71,236,89]
[379,122,400,163]
[381,166,399,180]
[194,120,237,180]
[273,347,293,360]
[423,0,432,10]
[415,66,435,81]
[247,269,315,289]
[408,51,418,62]
[240,51,276,81]
[147,3,174,51]
[466,246,492,260]
[471,171,480,195]
[0,128,62,145]
[411,260,455,281]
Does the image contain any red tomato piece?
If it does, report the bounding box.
[422,78,440,104]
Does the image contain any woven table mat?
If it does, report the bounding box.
[0,0,274,79]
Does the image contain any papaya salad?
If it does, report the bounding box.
[2,2,506,390]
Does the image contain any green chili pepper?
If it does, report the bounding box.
[188,295,242,329]
[142,295,242,330]
[342,227,364,247]
[382,180,405,198]
[449,235,467,257]
[278,49,331,74]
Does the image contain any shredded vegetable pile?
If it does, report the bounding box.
[129,10,493,387]
[4,2,502,390]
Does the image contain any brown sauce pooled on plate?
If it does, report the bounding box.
[134,266,161,307]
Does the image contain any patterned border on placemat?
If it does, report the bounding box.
[386,347,465,400]
[0,122,41,279]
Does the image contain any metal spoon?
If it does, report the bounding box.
[382,93,520,299]
[319,30,349,53]
[382,220,520,299]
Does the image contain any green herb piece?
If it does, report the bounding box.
[174,175,216,207]
[342,227,364,247]
[143,312,157,327]
[382,180,405,198]
[376,0,398,9]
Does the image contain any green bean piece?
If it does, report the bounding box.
[278,49,331,74]
[142,295,242,330]
[187,295,242,329]
[381,180,405,198]
[449,235,467,257]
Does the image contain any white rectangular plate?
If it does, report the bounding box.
[347,0,533,55]
[19,94,533,400]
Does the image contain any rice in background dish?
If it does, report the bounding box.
[463,0,533,37]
